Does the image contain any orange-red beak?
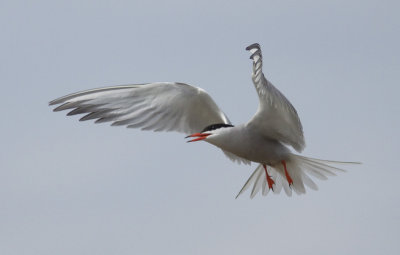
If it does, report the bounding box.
[185,133,210,142]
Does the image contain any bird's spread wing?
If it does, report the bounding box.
[245,43,305,152]
[49,82,230,134]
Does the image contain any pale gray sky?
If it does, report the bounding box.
[1,0,399,254]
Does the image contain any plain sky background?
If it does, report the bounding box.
[1,0,399,254]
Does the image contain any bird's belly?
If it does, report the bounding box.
[208,134,290,165]
[230,142,288,164]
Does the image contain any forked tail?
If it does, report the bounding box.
[236,154,360,198]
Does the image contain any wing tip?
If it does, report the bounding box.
[245,43,260,51]
[52,102,69,112]
[49,99,60,106]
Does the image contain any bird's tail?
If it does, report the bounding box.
[235,154,360,198]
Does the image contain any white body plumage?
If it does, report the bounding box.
[205,124,290,165]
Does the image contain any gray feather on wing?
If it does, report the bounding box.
[49,82,230,135]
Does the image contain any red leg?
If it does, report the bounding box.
[282,160,293,186]
[263,164,275,191]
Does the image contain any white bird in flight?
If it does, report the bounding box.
[50,43,358,198]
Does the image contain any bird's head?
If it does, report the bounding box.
[185,123,234,142]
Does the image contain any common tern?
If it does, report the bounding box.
[49,43,359,198]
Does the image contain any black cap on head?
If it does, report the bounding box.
[201,123,234,133]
